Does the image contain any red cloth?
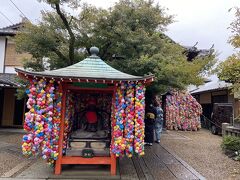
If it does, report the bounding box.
[86,111,97,123]
[88,98,96,105]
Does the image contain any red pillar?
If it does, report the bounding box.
[55,83,67,175]
[110,153,117,175]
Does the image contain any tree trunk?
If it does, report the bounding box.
[55,3,75,65]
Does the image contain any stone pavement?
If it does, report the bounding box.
[0,130,205,180]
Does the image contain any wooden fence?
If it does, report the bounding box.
[222,123,240,137]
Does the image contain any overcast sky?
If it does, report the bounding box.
[0,0,239,61]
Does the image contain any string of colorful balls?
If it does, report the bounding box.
[22,79,37,156]
[33,79,46,154]
[134,82,145,156]
[111,81,146,157]
[111,82,126,156]
[165,91,202,131]
[41,80,55,164]
[50,85,62,165]
[124,82,135,157]
[22,79,62,166]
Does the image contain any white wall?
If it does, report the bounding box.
[5,66,17,74]
[0,37,6,73]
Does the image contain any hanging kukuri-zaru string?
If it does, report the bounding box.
[32,79,46,154]
[22,79,60,166]
[165,91,202,131]
[112,82,126,157]
[124,81,135,157]
[22,79,37,156]
[41,80,55,165]
[50,84,62,164]
[134,82,145,156]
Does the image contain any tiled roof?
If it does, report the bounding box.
[16,47,154,82]
[0,73,23,87]
[0,22,23,36]
[190,79,232,94]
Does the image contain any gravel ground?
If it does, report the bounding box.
[161,129,240,180]
[0,130,239,179]
[0,152,25,176]
[0,132,26,176]
[0,132,23,145]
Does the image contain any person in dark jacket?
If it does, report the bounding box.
[144,103,156,146]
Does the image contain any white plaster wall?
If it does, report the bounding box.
[0,37,6,73]
[5,66,17,74]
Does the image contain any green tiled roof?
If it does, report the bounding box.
[16,47,153,82]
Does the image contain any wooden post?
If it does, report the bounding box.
[55,83,67,175]
[110,153,116,175]
[222,123,230,137]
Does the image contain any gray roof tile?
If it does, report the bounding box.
[0,73,23,87]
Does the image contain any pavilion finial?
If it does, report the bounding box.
[90,46,99,56]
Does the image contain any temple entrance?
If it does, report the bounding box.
[65,91,113,158]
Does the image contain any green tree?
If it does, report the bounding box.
[217,7,240,95]
[16,0,82,70]
[16,0,215,95]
